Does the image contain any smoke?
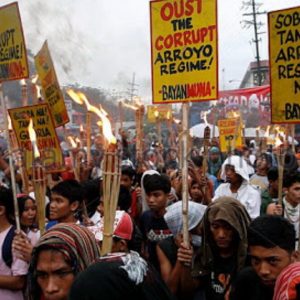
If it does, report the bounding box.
[19,0,97,83]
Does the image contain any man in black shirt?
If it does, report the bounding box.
[230,215,297,300]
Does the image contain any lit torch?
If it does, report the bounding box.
[28,119,46,234]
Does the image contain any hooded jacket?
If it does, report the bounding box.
[192,197,251,278]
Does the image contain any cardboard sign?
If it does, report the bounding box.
[150,0,218,103]
[35,41,69,127]
[0,2,29,81]
[8,103,64,174]
[268,6,300,123]
[147,105,172,123]
[218,118,242,152]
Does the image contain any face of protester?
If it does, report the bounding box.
[225,165,243,185]
[21,198,37,227]
[210,152,219,163]
[36,249,75,300]
[49,193,79,223]
[120,175,133,191]
[210,219,235,250]
[249,245,294,287]
[256,156,269,172]
[190,183,202,202]
[146,190,168,215]
[286,182,300,207]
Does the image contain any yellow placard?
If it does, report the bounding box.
[35,41,69,127]
[269,6,300,123]
[218,118,242,152]
[0,2,29,81]
[150,0,218,103]
[8,104,65,174]
[147,105,172,123]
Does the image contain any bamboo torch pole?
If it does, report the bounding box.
[101,139,121,255]
[0,86,21,231]
[28,119,46,234]
[181,103,189,247]
[86,112,92,165]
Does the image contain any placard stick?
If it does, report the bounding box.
[0,85,21,231]
[181,103,189,247]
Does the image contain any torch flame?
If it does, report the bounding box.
[31,75,38,84]
[20,79,26,86]
[201,111,208,126]
[8,115,12,130]
[97,120,103,127]
[121,101,138,111]
[28,119,40,158]
[264,125,270,137]
[67,89,116,144]
[67,136,77,149]
[67,89,84,105]
[80,124,84,132]
[154,110,159,118]
[275,135,283,148]
[166,110,172,120]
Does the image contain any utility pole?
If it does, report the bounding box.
[241,1,266,86]
[127,72,139,102]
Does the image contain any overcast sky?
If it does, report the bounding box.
[2,0,300,101]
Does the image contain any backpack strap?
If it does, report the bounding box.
[2,225,15,268]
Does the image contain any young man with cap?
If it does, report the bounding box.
[87,210,134,253]
[157,201,206,300]
[230,215,298,300]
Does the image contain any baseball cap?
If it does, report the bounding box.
[88,210,133,242]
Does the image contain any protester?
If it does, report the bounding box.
[120,166,141,220]
[28,223,100,300]
[208,146,223,178]
[69,252,174,300]
[213,155,261,219]
[260,167,279,215]
[47,179,84,229]
[139,172,173,271]
[273,262,300,300]
[12,194,40,263]
[0,187,28,300]
[156,201,206,299]
[192,197,251,300]
[266,172,300,241]
[230,215,297,300]
[250,153,272,191]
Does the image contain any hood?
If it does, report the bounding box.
[220,155,249,182]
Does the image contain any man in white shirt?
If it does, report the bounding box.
[213,155,261,219]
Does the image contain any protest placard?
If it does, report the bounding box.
[0,2,29,81]
[35,41,69,127]
[8,103,64,174]
[269,6,300,123]
[218,118,242,152]
[150,0,218,103]
[147,104,172,122]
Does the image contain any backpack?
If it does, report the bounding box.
[2,225,15,268]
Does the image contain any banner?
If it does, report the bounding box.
[218,118,242,152]
[0,2,29,81]
[8,104,64,174]
[35,41,69,127]
[150,0,218,103]
[147,105,172,123]
[268,6,300,123]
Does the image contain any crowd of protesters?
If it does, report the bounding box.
[0,129,300,300]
